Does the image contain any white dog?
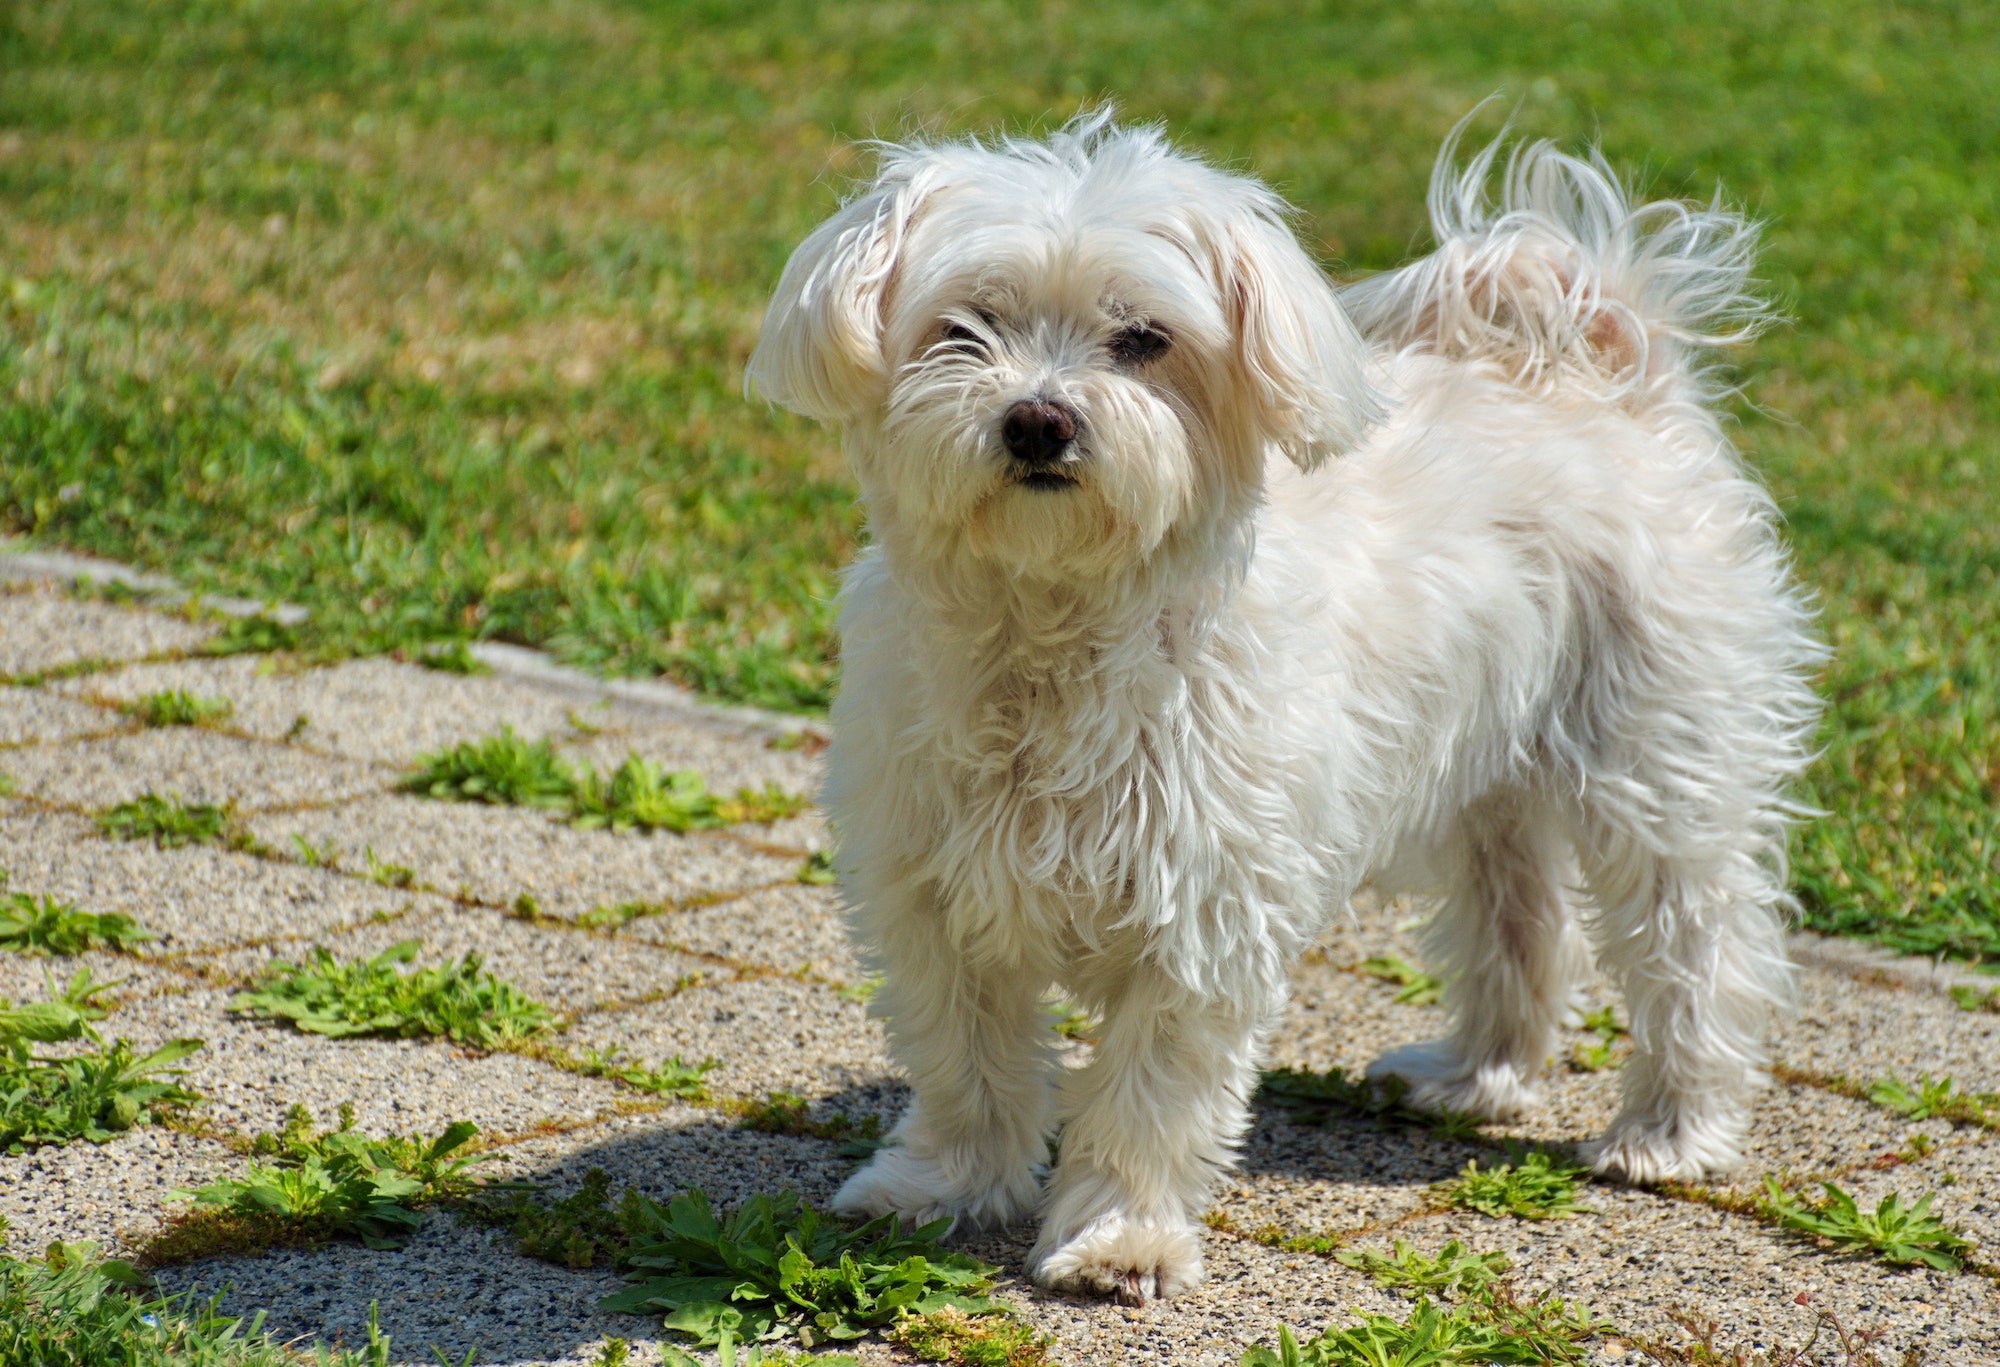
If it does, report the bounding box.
[748,112,1823,1305]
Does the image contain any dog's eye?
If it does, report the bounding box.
[1109,324,1171,365]
[939,315,992,355]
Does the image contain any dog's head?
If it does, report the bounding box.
[750,113,1378,579]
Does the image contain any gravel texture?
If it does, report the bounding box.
[0,582,219,675]
[5,726,388,811]
[0,811,412,952]
[246,795,799,922]
[0,683,120,745]
[2,585,1997,1366]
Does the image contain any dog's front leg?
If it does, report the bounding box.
[832,895,1054,1234]
[1028,980,1264,1305]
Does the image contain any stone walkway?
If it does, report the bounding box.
[2,559,1997,1365]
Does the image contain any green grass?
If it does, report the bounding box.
[0,969,202,1153]
[600,1188,1007,1358]
[95,794,233,849]
[1241,1285,1603,1367]
[149,1106,487,1260]
[1257,1065,1485,1140]
[1355,954,1443,1006]
[227,939,557,1048]
[0,0,1993,953]
[0,876,154,955]
[118,689,233,728]
[1433,1149,1588,1221]
[1761,1178,1974,1272]
[399,726,807,832]
[1333,1240,1512,1299]
[0,1241,401,1367]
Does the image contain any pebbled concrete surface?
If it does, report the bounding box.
[2,574,1998,1365]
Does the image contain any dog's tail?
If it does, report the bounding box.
[1342,123,1770,406]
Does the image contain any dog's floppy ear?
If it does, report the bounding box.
[748,158,937,424]
[1207,200,1381,471]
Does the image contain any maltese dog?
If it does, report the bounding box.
[748,112,1822,1305]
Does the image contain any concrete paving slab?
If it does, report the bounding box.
[479,1107,857,1212]
[1412,1185,1995,1365]
[151,1219,655,1367]
[618,881,864,983]
[5,727,387,811]
[0,583,219,676]
[0,950,190,1009]
[103,984,631,1138]
[959,1225,1411,1367]
[0,1126,241,1256]
[247,795,799,921]
[560,975,892,1107]
[0,682,122,746]
[0,811,412,953]
[58,655,647,768]
[193,897,714,1017]
[1778,970,2000,1093]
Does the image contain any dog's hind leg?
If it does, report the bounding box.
[1368,794,1584,1120]
[1572,813,1793,1183]
[832,886,1056,1234]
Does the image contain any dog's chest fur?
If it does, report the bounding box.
[849,572,1346,991]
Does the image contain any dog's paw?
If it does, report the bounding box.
[832,1145,1041,1235]
[1367,1039,1540,1122]
[1027,1210,1204,1305]
[1583,1111,1745,1185]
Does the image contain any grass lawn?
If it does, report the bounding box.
[0,1,1993,961]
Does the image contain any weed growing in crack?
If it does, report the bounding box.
[1868,1072,1999,1126]
[1569,1005,1626,1073]
[202,615,300,657]
[467,1167,637,1270]
[0,876,153,955]
[569,756,806,833]
[0,970,202,1153]
[601,1188,1008,1356]
[1949,982,2000,1013]
[576,900,650,930]
[1334,1240,1511,1298]
[228,940,555,1048]
[1435,1148,1587,1221]
[1761,1178,1974,1271]
[289,833,341,869]
[96,793,232,848]
[1241,1282,1604,1367]
[150,1107,487,1260]
[1,1240,407,1366]
[361,847,416,889]
[1636,1303,1926,1366]
[798,850,838,885]
[569,1046,717,1099]
[416,640,490,675]
[399,727,810,832]
[119,689,235,728]
[1257,1066,1484,1140]
[1356,954,1443,1005]
[832,976,880,1005]
[738,1091,885,1156]
[399,726,576,807]
[887,1305,1055,1365]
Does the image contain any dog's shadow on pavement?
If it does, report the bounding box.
[159,1083,1473,1365]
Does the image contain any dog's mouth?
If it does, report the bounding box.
[1006,463,1082,492]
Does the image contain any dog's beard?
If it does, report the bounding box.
[872,369,1203,581]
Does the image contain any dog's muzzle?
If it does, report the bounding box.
[1001,399,1082,490]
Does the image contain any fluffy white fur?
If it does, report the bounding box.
[748,112,1824,1305]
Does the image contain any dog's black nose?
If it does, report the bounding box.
[1001,399,1078,467]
